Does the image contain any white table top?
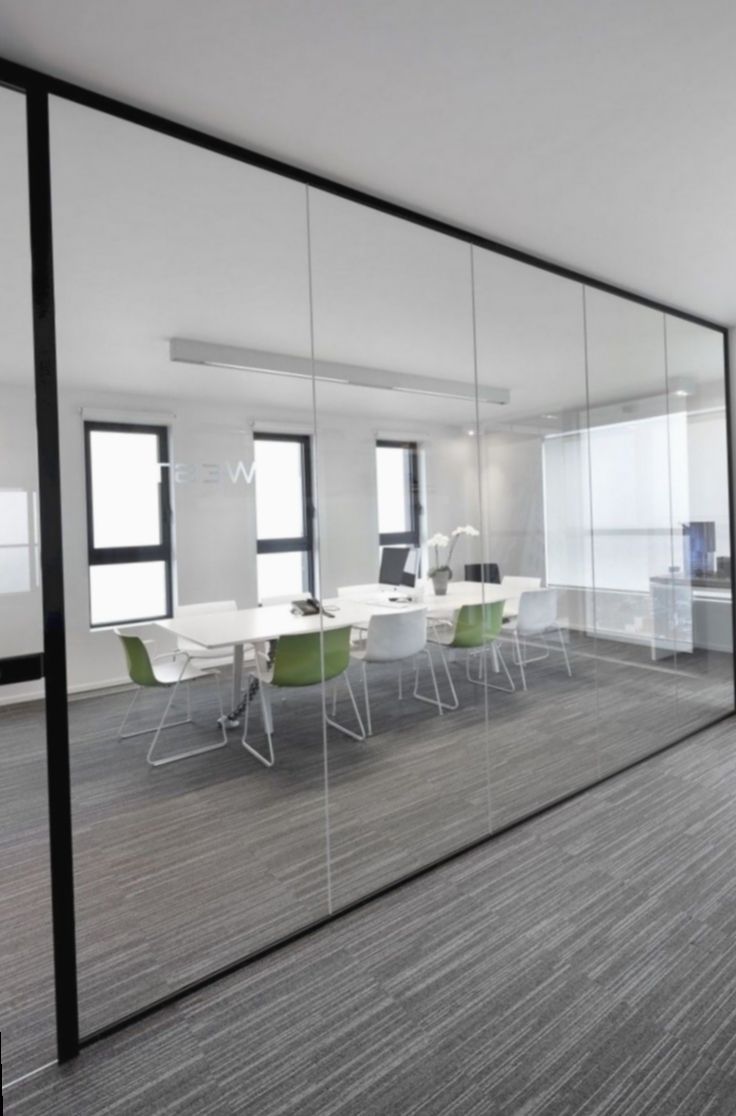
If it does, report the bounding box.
[158,583,508,650]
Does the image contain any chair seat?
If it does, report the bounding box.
[426,630,456,648]
[505,619,563,635]
[152,658,217,685]
[350,647,422,664]
[178,637,232,658]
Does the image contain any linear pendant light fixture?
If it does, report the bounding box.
[170,338,510,405]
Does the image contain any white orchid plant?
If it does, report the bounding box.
[427,524,480,577]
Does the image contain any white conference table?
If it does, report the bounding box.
[158,581,511,718]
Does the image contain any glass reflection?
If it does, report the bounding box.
[584,289,680,771]
[50,96,327,1036]
[664,316,732,733]
[473,251,598,826]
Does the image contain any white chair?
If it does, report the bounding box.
[506,588,572,690]
[349,608,445,735]
[175,600,237,669]
[501,575,542,619]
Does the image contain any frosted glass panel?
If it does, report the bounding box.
[89,560,167,625]
[89,429,161,548]
[254,439,305,539]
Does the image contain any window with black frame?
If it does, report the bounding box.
[84,421,172,627]
[254,432,315,600]
[376,439,421,549]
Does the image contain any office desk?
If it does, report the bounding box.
[158,599,423,714]
[158,588,510,719]
[338,580,514,613]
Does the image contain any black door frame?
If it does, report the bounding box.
[1,53,733,1066]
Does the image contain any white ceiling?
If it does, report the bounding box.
[1,0,735,323]
[0,86,725,430]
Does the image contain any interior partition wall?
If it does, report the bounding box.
[0,58,733,1082]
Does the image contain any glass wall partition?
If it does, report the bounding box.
[48,95,329,1035]
[0,85,56,1085]
[664,316,733,736]
[307,191,492,906]
[584,291,682,772]
[2,73,729,1060]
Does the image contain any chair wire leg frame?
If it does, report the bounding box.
[241,664,366,768]
[414,645,459,712]
[326,671,366,741]
[511,627,572,690]
[118,672,228,766]
[466,641,516,693]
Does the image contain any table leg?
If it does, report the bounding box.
[232,643,244,710]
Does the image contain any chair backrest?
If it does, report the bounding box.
[272,626,351,687]
[176,600,237,617]
[115,630,159,688]
[516,588,558,635]
[465,563,501,585]
[364,608,427,662]
[451,601,504,648]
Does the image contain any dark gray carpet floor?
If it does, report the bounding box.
[1,631,733,1107]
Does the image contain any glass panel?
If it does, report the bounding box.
[474,252,599,826]
[89,560,167,626]
[89,429,162,548]
[50,96,325,1036]
[308,188,490,906]
[665,316,733,733]
[257,551,307,601]
[254,438,305,539]
[584,289,680,772]
[0,85,56,1085]
[376,444,412,535]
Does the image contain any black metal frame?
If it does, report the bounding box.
[0,50,733,1070]
[253,432,315,596]
[83,420,173,628]
[376,439,422,548]
[24,86,80,1063]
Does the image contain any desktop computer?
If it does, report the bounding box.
[379,546,418,589]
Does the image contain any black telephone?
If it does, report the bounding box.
[291,597,335,617]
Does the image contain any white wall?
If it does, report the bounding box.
[481,430,546,581]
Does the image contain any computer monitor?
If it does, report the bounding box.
[683,521,716,577]
[379,546,411,588]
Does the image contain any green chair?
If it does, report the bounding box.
[425,601,515,710]
[242,626,365,767]
[115,630,227,767]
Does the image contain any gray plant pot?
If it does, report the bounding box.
[431,569,451,596]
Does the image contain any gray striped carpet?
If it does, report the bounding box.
[1,633,734,1108]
